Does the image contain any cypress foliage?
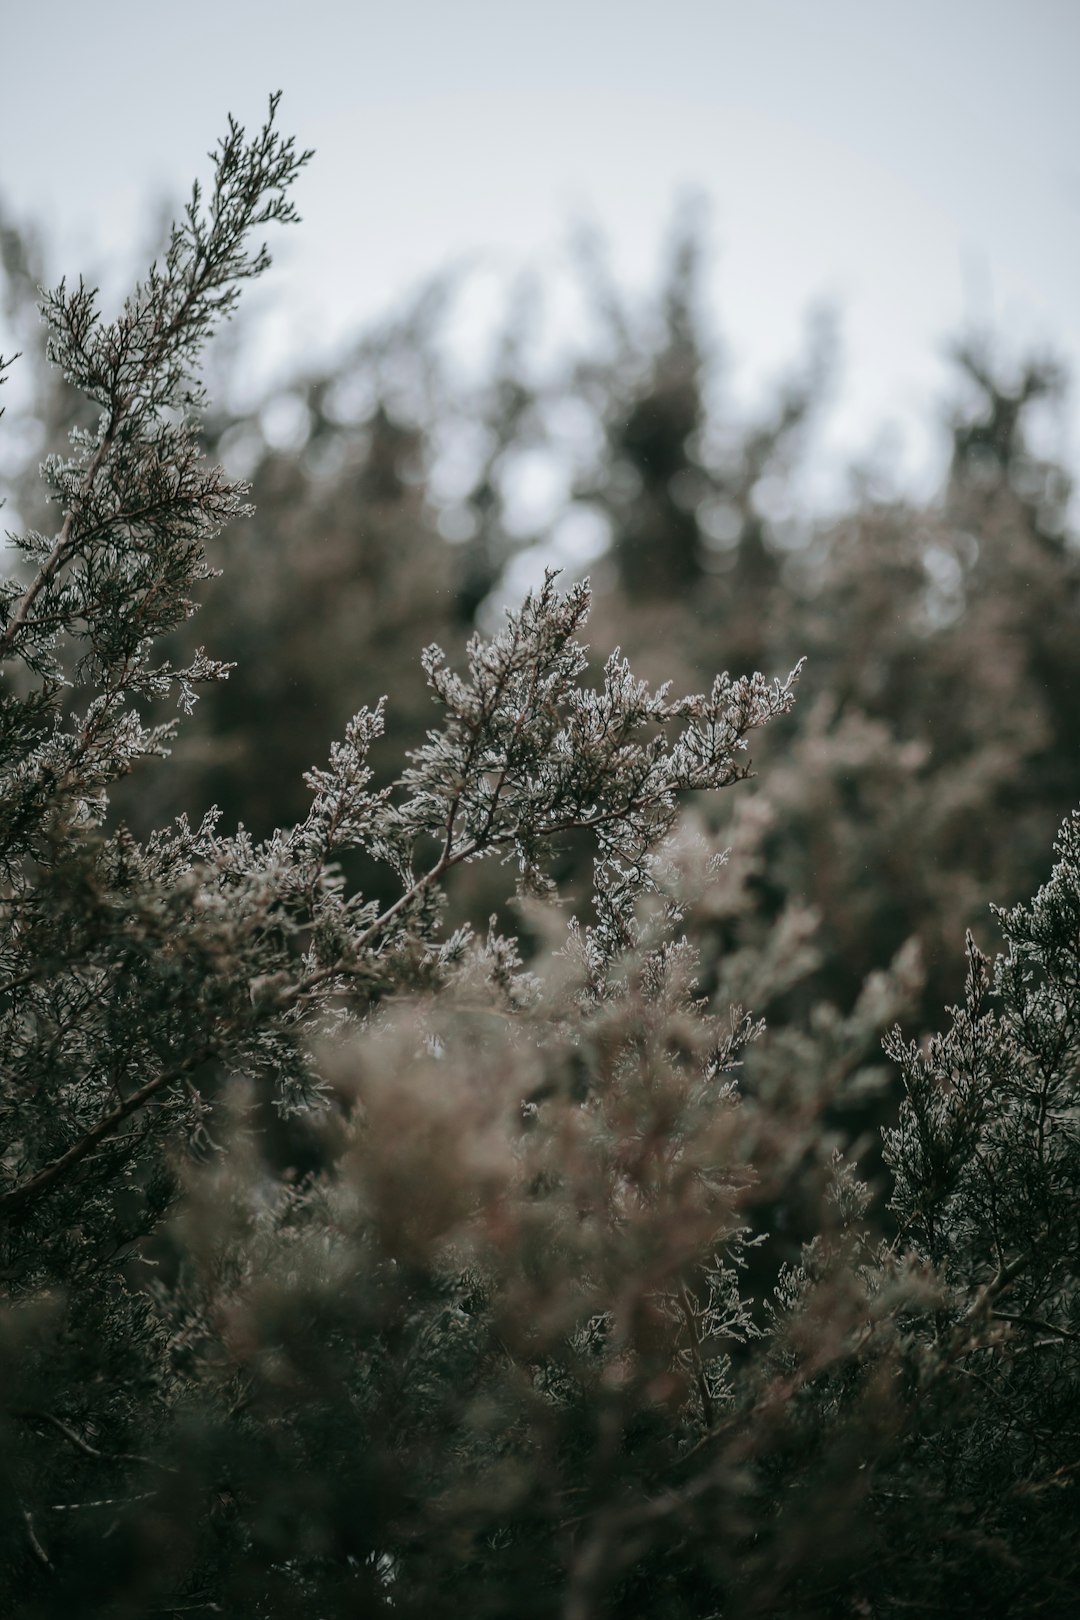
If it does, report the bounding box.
[1,103,1076,1618]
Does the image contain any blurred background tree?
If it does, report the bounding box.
[3,199,1078,1033]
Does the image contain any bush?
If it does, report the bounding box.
[1,100,1076,1618]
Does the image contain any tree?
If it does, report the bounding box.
[1,101,1076,1619]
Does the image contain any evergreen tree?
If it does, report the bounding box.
[1,102,1076,1618]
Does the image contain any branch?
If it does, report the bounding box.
[19,1503,53,1574]
[18,1410,177,1473]
[0,1044,213,1219]
[962,1247,1033,1321]
[992,1311,1080,1345]
[677,1283,716,1430]
[0,423,118,662]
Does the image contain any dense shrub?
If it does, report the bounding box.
[1,101,1076,1617]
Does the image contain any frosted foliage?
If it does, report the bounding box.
[0,96,1077,1620]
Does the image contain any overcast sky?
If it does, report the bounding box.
[3,0,1078,504]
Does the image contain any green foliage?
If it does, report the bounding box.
[0,104,1077,1619]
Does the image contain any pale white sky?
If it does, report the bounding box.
[3,0,1078,506]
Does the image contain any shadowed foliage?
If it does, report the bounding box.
[0,102,1077,1618]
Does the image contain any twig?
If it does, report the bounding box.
[992,1311,1079,1344]
[19,1409,177,1473]
[49,1490,157,1511]
[0,425,118,662]
[20,1504,53,1574]
[0,1043,213,1218]
[678,1282,716,1430]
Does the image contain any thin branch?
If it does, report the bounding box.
[20,1504,53,1574]
[0,423,118,661]
[992,1311,1080,1344]
[962,1248,1034,1321]
[48,1490,158,1511]
[0,1043,213,1218]
[677,1283,716,1430]
[19,1409,178,1473]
